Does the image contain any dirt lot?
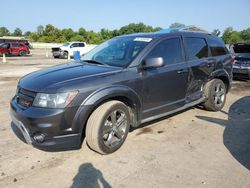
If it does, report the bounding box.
[0,49,249,188]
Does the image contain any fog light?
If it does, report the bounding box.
[33,133,45,143]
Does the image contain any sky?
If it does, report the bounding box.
[2,0,250,33]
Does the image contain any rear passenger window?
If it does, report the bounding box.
[185,38,208,60]
[12,43,20,47]
[146,38,184,65]
[207,37,228,56]
[78,43,85,47]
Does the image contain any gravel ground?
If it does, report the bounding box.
[0,49,249,188]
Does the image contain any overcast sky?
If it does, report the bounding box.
[2,0,250,33]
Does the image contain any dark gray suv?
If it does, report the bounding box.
[10,31,233,154]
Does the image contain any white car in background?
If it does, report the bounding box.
[51,42,96,59]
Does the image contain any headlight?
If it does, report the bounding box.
[33,91,78,108]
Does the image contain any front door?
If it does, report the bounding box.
[141,37,189,119]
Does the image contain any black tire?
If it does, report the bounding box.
[86,100,130,154]
[19,51,26,56]
[63,51,68,59]
[203,79,226,111]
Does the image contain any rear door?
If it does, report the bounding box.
[141,37,189,119]
[183,36,213,102]
[78,42,86,55]
[10,43,20,55]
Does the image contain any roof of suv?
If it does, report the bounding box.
[119,31,212,40]
[118,25,213,40]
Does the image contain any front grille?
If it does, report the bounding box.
[16,87,36,108]
[52,47,60,52]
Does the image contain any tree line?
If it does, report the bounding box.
[0,23,249,44]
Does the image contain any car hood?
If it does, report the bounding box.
[19,61,121,92]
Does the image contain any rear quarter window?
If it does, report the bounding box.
[207,37,229,56]
[184,37,208,60]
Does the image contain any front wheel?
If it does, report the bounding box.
[19,51,27,56]
[203,79,226,111]
[86,100,130,154]
[63,51,68,59]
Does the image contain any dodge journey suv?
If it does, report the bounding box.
[10,31,233,154]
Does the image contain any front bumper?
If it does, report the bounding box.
[52,51,64,57]
[10,98,85,151]
[233,67,250,79]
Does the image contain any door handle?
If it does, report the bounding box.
[177,69,188,74]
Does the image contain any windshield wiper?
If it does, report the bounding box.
[83,60,107,66]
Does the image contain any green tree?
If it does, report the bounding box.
[0,27,10,36]
[78,27,87,37]
[29,33,39,41]
[118,22,159,35]
[62,28,75,41]
[240,28,250,41]
[169,23,185,28]
[24,31,32,37]
[70,35,85,42]
[222,27,242,44]
[100,28,112,41]
[13,27,22,36]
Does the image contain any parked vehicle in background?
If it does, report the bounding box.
[0,36,32,49]
[230,41,250,80]
[0,42,30,56]
[10,30,233,154]
[51,42,95,59]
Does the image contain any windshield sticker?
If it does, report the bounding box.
[134,37,152,42]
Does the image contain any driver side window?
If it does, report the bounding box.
[146,38,184,65]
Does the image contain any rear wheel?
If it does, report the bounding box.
[203,79,226,111]
[19,51,27,56]
[86,100,130,154]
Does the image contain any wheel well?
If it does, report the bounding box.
[80,96,139,144]
[214,76,230,93]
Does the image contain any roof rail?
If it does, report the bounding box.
[156,25,210,34]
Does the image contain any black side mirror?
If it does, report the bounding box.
[142,57,164,69]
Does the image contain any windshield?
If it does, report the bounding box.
[62,42,70,47]
[82,36,152,67]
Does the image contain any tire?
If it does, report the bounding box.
[19,51,27,56]
[203,79,226,111]
[63,51,68,59]
[86,100,130,154]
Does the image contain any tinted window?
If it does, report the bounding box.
[208,37,228,56]
[78,43,85,47]
[185,38,208,60]
[12,43,20,47]
[146,38,184,65]
[71,43,79,48]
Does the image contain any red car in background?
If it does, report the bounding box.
[0,42,30,56]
